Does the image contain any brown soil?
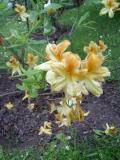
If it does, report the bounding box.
[0,70,120,149]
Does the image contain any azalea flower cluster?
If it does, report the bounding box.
[35,40,110,127]
[100,0,120,18]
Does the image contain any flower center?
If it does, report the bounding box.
[107,0,114,8]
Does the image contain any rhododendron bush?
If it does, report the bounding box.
[35,40,110,129]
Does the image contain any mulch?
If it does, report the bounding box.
[0,70,120,149]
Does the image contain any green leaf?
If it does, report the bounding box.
[94,129,104,136]
[78,12,90,25]
[16,84,26,91]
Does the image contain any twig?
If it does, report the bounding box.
[0,90,62,98]
[0,91,22,97]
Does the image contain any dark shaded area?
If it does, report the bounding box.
[31,25,71,42]
[0,71,120,149]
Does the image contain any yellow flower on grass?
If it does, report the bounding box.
[27,53,38,67]
[39,121,52,135]
[6,56,21,75]
[105,123,118,136]
[15,4,29,21]
[5,102,14,110]
[100,0,119,18]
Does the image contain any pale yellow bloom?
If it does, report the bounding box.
[105,123,118,136]
[45,52,82,96]
[100,0,119,18]
[35,40,71,71]
[84,40,107,57]
[15,4,29,21]
[46,40,71,61]
[35,40,110,97]
[5,102,14,110]
[35,40,110,127]
[27,53,38,67]
[84,41,100,55]
[81,40,110,96]
[45,51,110,97]
[39,121,52,135]
[6,56,21,75]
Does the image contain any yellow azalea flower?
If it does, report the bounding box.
[35,40,71,71]
[35,40,110,127]
[35,40,110,97]
[39,121,52,135]
[15,4,29,21]
[105,123,118,136]
[46,40,71,61]
[82,60,110,96]
[84,40,107,57]
[87,54,103,72]
[27,53,38,67]
[5,102,14,110]
[6,56,21,75]
[100,0,119,18]
[84,41,100,55]
[45,51,109,97]
[99,40,107,52]
[82,41,110,96]
[45,52,82,96]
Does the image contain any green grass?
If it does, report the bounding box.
[0,133,120,160]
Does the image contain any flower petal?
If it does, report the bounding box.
[108,9,114,18]
[46,70,57,85]
[100,8,108,15]
[85,80,103,97]
[57,40,71,54]
[34,61,52,71]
